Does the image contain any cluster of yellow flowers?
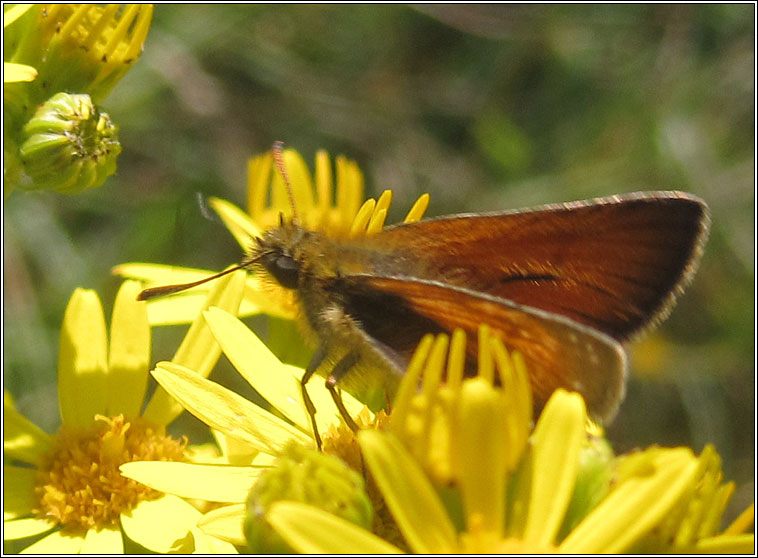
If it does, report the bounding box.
[3,4,753,555]
[5,142,754,553]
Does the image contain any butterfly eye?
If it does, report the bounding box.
[261,251,301,289]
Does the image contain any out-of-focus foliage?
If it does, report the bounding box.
[4,4,753,519]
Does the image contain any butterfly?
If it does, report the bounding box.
[140,145,710,447]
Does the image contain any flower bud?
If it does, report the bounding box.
[19,92,121,194]
[245,443,373,553]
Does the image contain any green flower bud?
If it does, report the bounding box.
[19,92,121,194]
[245,443,373,554]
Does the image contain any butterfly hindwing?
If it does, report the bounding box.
[336,274,627,422]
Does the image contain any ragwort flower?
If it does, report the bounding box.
[4,4,153,111]
[119,306,376,549]
[114,163,430,550]
[3,275,244,553]
[264,329,754,554]
[113,146,430,326]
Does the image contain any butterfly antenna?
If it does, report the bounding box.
[136,254,262,301]
[272,141,300,224]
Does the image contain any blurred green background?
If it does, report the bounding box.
[4,4,754,518]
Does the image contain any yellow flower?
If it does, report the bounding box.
[113,149,431,422]
[245,148,365,234]
[113,163,432,549]
[264,330,754,554]
[113,146,430,326]
[3,276,244,553]
[5,4,153,106]
[118,307,373,548]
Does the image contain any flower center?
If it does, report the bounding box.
[34,415,186,532]
[321,409,408,549]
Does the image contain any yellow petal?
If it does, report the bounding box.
[170,272,245,372]
[365,190,392,234]
[190,525,240,554]
[694,533,755,554]
[211,429,259,466]
[3,399,51,466]
[267,501,403,554]
[3,4,34,26]
[404,193,430,223]
[202,307,364,434]
[152,362,312,452]
[560,448,699,553]
[112,263,294,324]
[723,503,754,536]
[148,290,283,325]
[275,149,316,217]
[144,293,218,325]
[111,264,229,325]
[203,307,308,428]
[524,389,587,546]
[112,263,215,285]
[314,150,333,211]
[120,4,154,63]
[523,389,586,546]
[389,334,434,434]
[358,429,457,553]
[120,494,199,553]
[494,346,532,471]
[58,288,108,428]
[113,264,273,315]
[120,461,262,503]
[375,189,393,219]
[3,517,57,541]
[82,525,123,554]
[457,378,508,535]
[208,197,261,250]
[3,466,38,520]
[185,442,225,464]
[247,152,272,221]
[142,270,244,426]
[107,281,150,418]
[4,62,37,83]
[336,155,364,224]
[197,504,246,546]
[349,198,376,236]
[18,527,83,554]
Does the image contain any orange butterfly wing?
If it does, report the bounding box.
[371,191,709,341]
[341,275,626,422]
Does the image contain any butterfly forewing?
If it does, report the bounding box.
[373,191,709,341]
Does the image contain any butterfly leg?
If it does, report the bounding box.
[301,346,327,450]
[325,352,360,433]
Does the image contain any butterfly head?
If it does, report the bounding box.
[250,219,310,290]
